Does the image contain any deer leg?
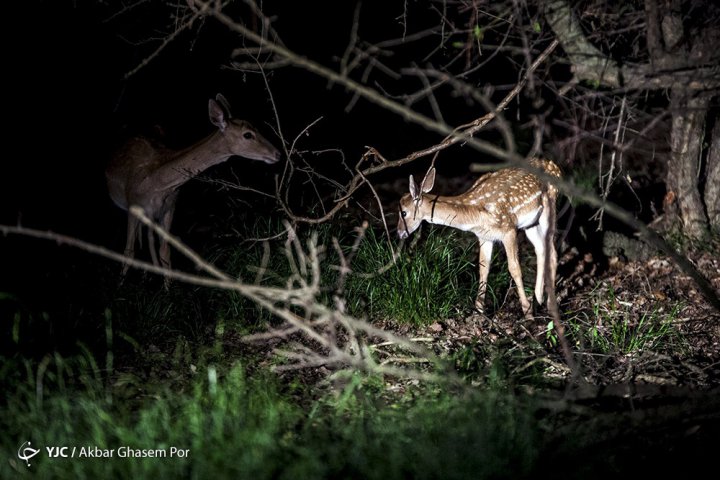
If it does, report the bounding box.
[525,224,547,305]
[545,195,558,294]
[147,224,173,290]
[476,240,494,312]
[147,228,159,267]
[122,214,141,275]
[501,231,532,319]
[549,237,557,293]
[158,207,174,270]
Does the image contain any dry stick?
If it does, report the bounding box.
[253,240,271,284]
[355,166,396,258]
[254,290,453,381]
[0,224,238,291]
[544,193,577,375]
[0,222,311,306]
[131,206,230,281]
[592,95,626,230]
[195,175,276,198]
[124,7,204,79]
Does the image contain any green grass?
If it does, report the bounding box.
[201,222,487,327]
[1,355,540,479]
[588,305,683,354]
[344,228,479,326]
[564,283,687,355]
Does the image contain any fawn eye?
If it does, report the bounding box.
[401,210,407,218]
[243,131,255,140]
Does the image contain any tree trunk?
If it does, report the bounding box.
[706,115,720,233]
[666,93,710,240]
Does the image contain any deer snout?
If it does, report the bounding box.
[397,211,415,239]
[263,149,281,164]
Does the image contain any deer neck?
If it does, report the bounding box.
[149,132,232,192]
[419,194,477,231]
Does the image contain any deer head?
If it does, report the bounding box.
[397,167,436,239]
[208,94,280,164]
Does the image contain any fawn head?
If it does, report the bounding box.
[397,167,436,239]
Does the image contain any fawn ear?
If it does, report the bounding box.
[409,174,419,200]
[421,168,436,193]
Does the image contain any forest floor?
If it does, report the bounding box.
[227,237,720,477]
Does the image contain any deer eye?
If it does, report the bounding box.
[243,131,255,140]
[401,210,407,218]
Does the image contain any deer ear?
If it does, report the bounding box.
[215,94,232,118]
[409,174,419,200]
[421,168,436,193]
[208,99,227,132]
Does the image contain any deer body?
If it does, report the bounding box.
[397,159,562,318]
[106,94,281,273]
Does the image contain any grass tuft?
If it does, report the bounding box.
[345,228,479,326]
[564,283,687,355]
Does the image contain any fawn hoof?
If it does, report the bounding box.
[535,289,544,305]
[521,302,534,321]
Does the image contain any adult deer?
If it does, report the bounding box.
[397,158,562,319]
[106,93,281,274]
